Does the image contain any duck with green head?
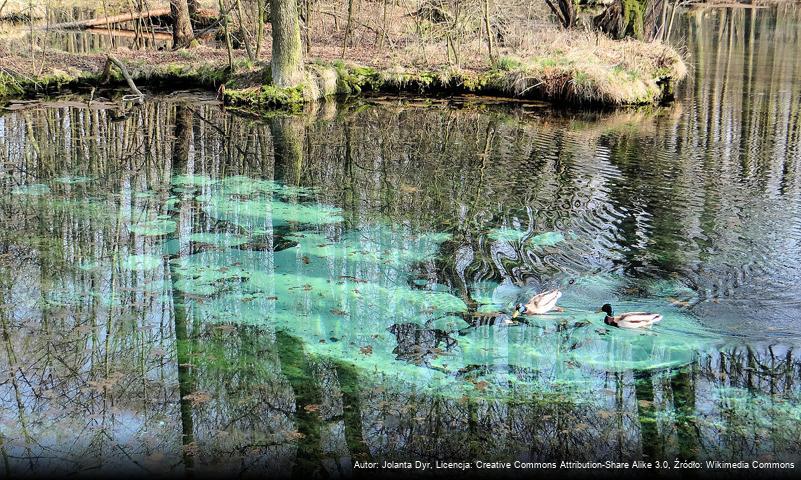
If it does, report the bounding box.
[598,304,662,329]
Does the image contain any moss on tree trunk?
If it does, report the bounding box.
[270,0,305,87]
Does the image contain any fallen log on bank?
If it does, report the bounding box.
[44,7,218,31]
[83,27,174,41]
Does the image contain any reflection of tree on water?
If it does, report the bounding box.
[671,366,700,460]
[169,104,196,475]
[3,11,801,469]
[270,115,305,187]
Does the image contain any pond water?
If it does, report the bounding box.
[1,5,801,478]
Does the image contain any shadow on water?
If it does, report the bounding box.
[1,4,801,477]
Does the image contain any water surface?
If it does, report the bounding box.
[1,5,801,477]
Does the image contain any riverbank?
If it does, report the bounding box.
[0,31,687,108]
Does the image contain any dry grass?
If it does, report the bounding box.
[0,0,687,105]
[495,29,688,104]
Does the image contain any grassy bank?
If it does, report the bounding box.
[0,0,689,108]
[0,34,687,108]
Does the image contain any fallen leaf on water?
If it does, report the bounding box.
[286,432,306,441]
[183,391,212,405]
[182,442,199,457]
[150,347,167,357]
[145,452,167,463]
[668,297,690,307]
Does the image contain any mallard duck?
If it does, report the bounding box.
[512,289,563,317]
[598,304,662,329]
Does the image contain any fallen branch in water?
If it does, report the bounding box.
[103,54,144,103]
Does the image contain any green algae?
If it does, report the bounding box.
[4,169,722,402]
[12,184,51,195]
[52,175,92,185]
[11,169,720,398]
[427,315,470,332]
[171,260,252,297]
[529,231,565,247]
[204,196,344,227]
[219,175,314,197]
[488,227,528,242]
[487,228,565,247]
[129,219,177,236]
[189,232,249,248]
[120,254,163,271]
[171,174,217,188]
[171,197,717,399]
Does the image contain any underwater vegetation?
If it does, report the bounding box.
[5,171,723,402]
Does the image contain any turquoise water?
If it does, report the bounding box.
[2,5,801,477]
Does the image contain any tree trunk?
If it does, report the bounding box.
[544,0,575,29]
[594,0,662,41]
[270,0,305,87]
[170,0,194,48]
[483,0,494,62]
[594,0,624,38]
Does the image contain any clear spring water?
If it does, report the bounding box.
[1,5,801,477]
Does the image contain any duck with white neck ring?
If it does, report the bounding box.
[598,303,662,329]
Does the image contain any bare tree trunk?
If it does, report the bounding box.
[544,0,575,29]
[304,0,312,55]
[483,0,494,62]
[170,0,194,48]
[219,0,234,71]
[271,0,305,87]
[594,0,661,40]
[341,0,353,59]
[594,0,623,38]
[378,0,387,48]
[235,0,254,61]
[256,0,265,59]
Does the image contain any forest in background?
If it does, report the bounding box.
[0,0,700,105]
